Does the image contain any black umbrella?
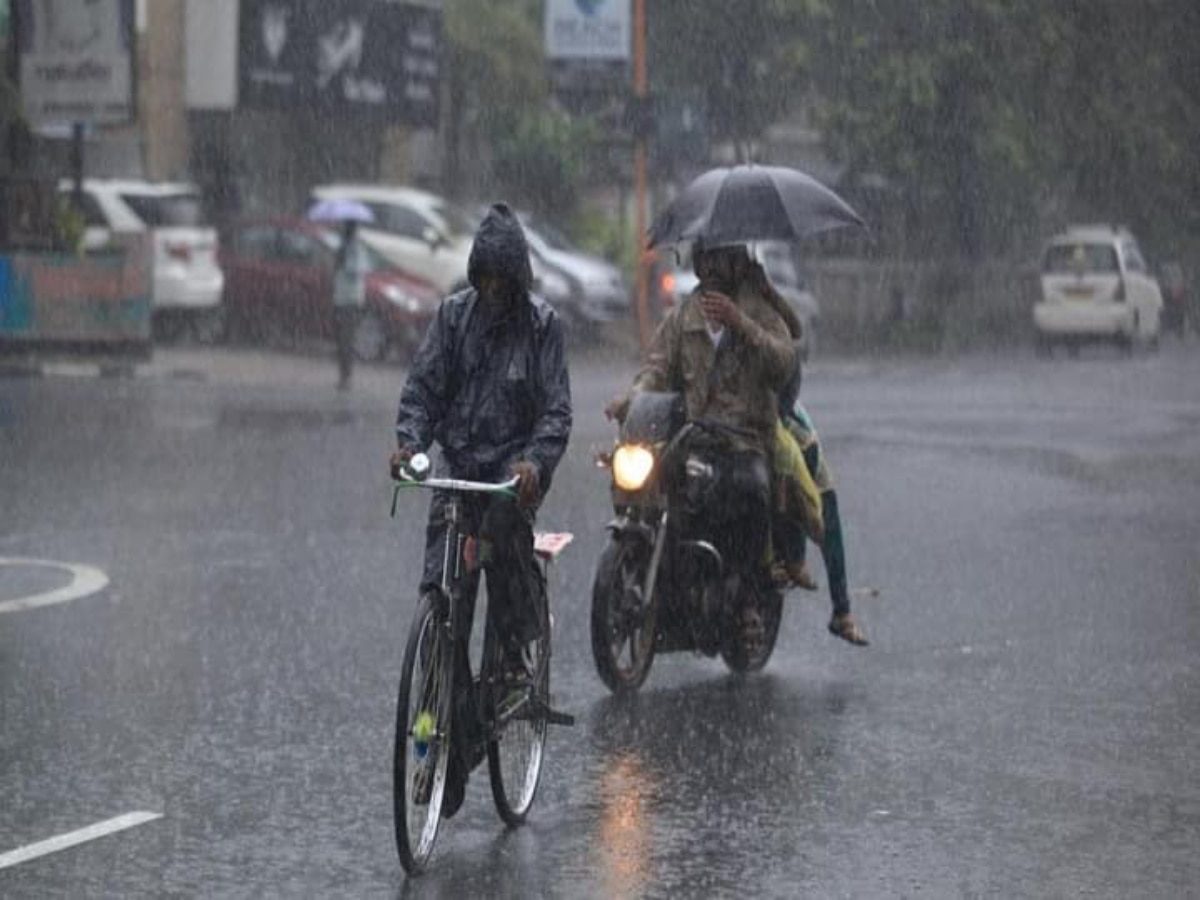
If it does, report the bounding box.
[646,164,866,248]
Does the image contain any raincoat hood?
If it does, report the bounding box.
[467,202,534,294]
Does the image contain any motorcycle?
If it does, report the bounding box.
[591,391,785,693]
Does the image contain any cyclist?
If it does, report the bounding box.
[389,203,572,817]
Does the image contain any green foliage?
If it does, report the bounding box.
[571,205,637,275]
[442,0,548,196]
[492,111,600,219]
[649,0,818,147]
[807,0,1200,259]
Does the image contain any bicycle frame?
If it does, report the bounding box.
[390,467,572,731]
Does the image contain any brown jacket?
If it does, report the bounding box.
[630,284,796,452]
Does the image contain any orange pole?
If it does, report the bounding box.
[632,0,651,352]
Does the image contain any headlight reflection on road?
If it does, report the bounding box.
[598,750,653,896]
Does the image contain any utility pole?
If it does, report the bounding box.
[632,0,651,352]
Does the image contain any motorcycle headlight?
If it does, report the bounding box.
[612,444,655,491]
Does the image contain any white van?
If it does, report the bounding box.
[1034,225,1163,353]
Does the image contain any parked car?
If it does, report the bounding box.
[219,218,441,360]
[1033,225,1163,354]
[519,213,631,328]
[652,241,821,360]
[61,178,225,341]
[308,184,476,295]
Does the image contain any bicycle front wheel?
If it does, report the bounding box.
[394,592,454,874]
[486,585,550,825]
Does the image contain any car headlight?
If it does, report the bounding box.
[382,284,421,313]
[612,444,655,491]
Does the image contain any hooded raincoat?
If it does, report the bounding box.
[395,204,572,489]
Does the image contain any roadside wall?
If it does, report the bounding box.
[806,258,1042,353]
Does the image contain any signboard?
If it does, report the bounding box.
[545,0,629,61]
[238,0,441,127]
[545,0,628,94]
[13,0,136,125]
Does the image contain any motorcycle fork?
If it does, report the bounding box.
[640,511,670,618]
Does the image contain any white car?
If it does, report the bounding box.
[61,179,225,341]
[1034,225,1163,353]
[309,184,476,295]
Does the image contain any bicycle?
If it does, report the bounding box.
[390,454,574,875]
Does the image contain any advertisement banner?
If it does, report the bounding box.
[14,0,136,125]
[239,0,441,127]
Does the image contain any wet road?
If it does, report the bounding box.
[2,342,1199,898]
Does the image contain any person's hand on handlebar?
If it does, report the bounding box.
[509,460,540,508]
[604,393,629,423]
[389,447,414,480]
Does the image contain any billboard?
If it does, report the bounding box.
[239,0,442,127]
[13,0,136,125]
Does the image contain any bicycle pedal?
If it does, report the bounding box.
[545,708,575,727]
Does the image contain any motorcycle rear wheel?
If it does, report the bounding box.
[591,535,657,693]
[720,587,783,673]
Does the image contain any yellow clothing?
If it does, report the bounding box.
[774,421,824,543]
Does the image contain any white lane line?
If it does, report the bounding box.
[0,811,162,870]
[0,558,109,615]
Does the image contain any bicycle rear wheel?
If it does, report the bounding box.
[394,592,455,874]
[486,583,550,825]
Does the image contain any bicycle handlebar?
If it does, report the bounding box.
[390,453,518,519]
[394,474,520,494]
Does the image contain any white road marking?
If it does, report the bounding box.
[0,811,161,870]
[0,558,110,615]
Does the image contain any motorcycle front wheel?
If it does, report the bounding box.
[590,535,657,693]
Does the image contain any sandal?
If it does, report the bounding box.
[770,561,820,591]
[787,562,819,592]
[828,613,869,646]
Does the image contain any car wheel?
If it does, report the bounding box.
[191,307,225,345]
[1034,335,1052,358]
[353,310,389,362]
[152,311,187,344]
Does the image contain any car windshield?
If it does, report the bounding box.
[120,193,206,227]
[1043,242,1119,274]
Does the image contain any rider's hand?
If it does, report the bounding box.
[699,290,743,330]
[389,447,414,480]
[604,393,629,423]
[509,460,540,508]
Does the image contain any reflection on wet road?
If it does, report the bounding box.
[1,346,1198,897]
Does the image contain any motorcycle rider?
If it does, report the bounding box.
[390,203,572,818]
[606,241,796,629]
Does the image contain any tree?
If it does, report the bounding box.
[808,0,1200,259]
[442,0,547,200]
[648,0,818,158]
